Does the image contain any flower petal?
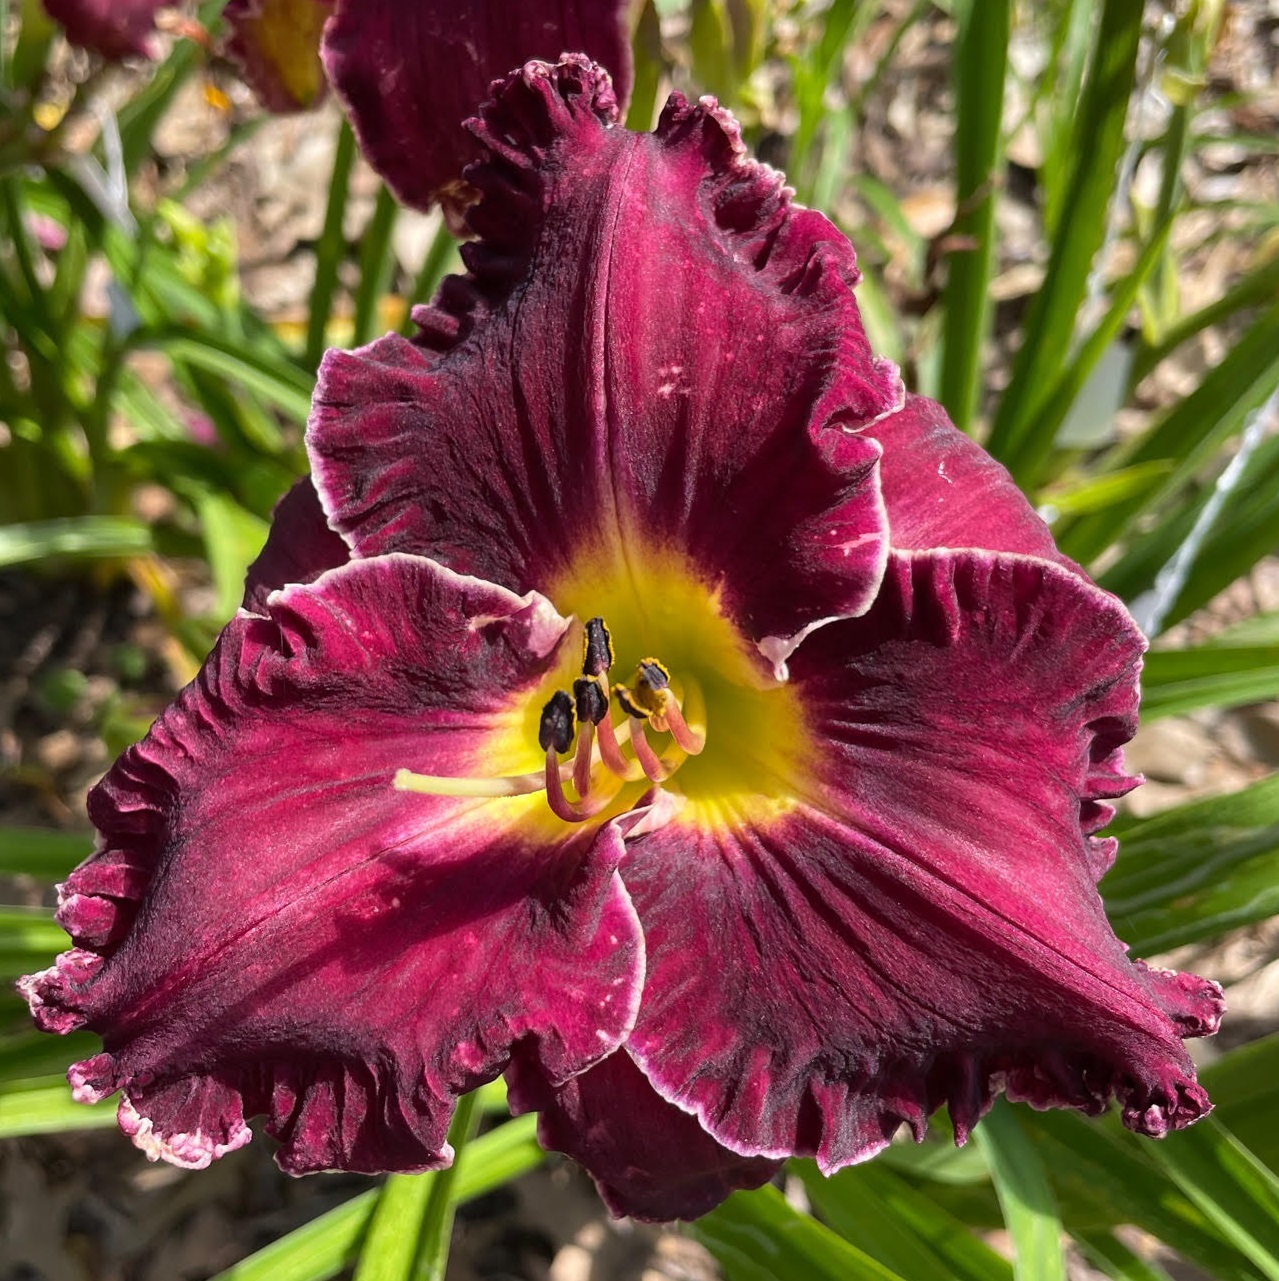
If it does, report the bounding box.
[507,1047,780,1222]
[867,394,1079,568]
[241,476,350,614]
[224,0,334,113]
[23,555,644,1173]
[43,0,164,58]
[309,57,900,658]
[321,1,632,215]
[621,551,1221,1173]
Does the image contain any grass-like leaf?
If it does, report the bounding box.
[692,1184,910,1281]
[1103,774,1279,954]
[1144,1119,1279,1281]
[137,331,315,427]
[0,826,92,878]
[0,517,155,567]
[1140,642,1279,721]
[1022,1110,1255,1281]
[0,1076,119,1138]
[984,0,1143,484]
[211,1115,543,1281]
[939,0,1010,435]
[797,1159,1012,1281]
[351,187,400,351]
[1058,298,1279,568]
[974,1101,1066,1281]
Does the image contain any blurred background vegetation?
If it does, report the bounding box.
[2,1,1279,1278]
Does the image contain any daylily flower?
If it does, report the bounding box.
[226,0,632,219]
[42,0,167,59]
[223,0,335,113]
[22,57,1223,1222]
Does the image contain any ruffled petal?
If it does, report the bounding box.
[241,476,350,614]
[866,394,1079,571]
[321,0,632,215]
[43,0,164,58]
[309,58,900,661]
[620,551,1221,1173]
[507,1047,780,1222]
[22,556,644,1173]
[224,0,334,113]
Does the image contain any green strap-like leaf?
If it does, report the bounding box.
[1140,642,1279,720]
[939,0,1010,435]
[1073,1229,1178,1281]
[1144,1119,1279,1281]
[0,826,92,878]
[798,1159,1012,1281]
[351,1174,434,1281]
[691,1185,910,1281]
[351,187,400,351]
[1059,298,1279,568]
[135,330,315,426]
[1103,771,1279,954]
[1022,1110,1256,1281]
[211,1113,542,1281]
[974,1102,1066,1281]
[0,517,156,567]
[984,0,1143,484]
[0,1076,120,1138]
[1204,1034,1279,1174]
[1102,425,1279,632]
[306,119,358,370]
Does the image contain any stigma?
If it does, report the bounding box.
[394,615,708,825]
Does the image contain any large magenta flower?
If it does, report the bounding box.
[22,58,1223,1222]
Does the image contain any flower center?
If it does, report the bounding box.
[534,618,708,822]
[395,549,813,831]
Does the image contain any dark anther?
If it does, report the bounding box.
[574,677,609,725]
[621,658,670,718]
[614,685,645,719]
[582,617,614,678]
[538,690,576,754]
[636,659,670,692]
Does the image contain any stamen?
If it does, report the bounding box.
[660,698,706,754]
[629,716,674,783]
[654,676,707,754]
[572,721,595,797]
[594,701,645,781]
[544,746,623,822]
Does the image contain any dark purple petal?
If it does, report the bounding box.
[310,58,901,664]
[867,395,1080,572]
[224,0,334,113]
[321,0,632,215]
[43,0,164,58]
[619,551,1221,1172]
[23,556,644,1173]
[507,1047,780,1222]
[242,476,350,614]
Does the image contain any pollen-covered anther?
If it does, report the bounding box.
[582,616,614,678]
[542,689,623,822]
[539,690,576,755]
[572,678,609,797]
[633,658,705,756]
